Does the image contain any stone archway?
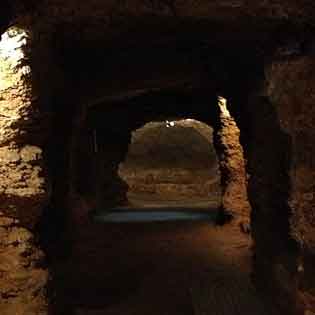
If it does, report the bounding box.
[80,88,250,223]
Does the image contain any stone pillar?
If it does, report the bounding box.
[214,96,251,226]
[0,28,50,314]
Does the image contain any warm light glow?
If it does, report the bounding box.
[0,27,30,91]
[218,96,231,118]
[0,28,27,61]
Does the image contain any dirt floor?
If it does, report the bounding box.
[126,192,221,209]
[54,207,280,315]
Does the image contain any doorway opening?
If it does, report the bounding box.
[119,118,221,208]
[91,118,222,223]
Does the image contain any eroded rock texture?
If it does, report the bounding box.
[0,28,50,314]
[266,57,315,313]
[234,55,315,314]
[0,217,48,315]
[69,106,130,218]
[214,99,251,223]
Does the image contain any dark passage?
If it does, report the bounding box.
[56,111,278,315]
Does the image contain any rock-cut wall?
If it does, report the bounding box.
[266,56,315,313]
[0,28,50,315]
[239,55,315,314]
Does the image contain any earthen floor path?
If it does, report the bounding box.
[56,214,280,315]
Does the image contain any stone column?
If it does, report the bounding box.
[0,27,50,314]
[214,96,251,227]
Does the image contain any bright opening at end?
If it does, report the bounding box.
[118,118,222,208]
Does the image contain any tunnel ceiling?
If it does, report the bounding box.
[2,1,315,52]
[87,87,220,133]
[8,0,315,26]
[53,14,310,76]
[1,1,312,112]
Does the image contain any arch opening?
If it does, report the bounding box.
[118,119,222,209]
[50,88,255,315]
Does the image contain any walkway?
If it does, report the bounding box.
[55,208,279,315]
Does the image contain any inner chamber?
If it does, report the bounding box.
[118,119,221,208]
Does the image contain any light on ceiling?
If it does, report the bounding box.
[166,120,176,128]
[0,27,30,91]
[0,28,27,61]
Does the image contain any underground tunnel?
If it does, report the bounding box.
[1,2,315,315]
[51,91,252,315]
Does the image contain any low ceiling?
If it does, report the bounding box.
[2,1,315,48]
[1,0,314,116]
[7,0,315,26]
[87,87,220,136]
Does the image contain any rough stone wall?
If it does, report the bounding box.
[0,28,50,314]
[91,134,130,208]
[265,56,315,314]
[237,56,315,314]
[214,98,251,224]
[242,91,295,314]
[70,112,130,214]
[30,0,315,30]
